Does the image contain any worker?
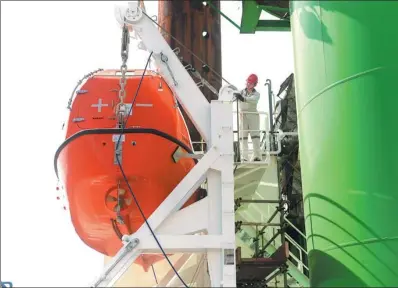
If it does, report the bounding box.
[234,74,262,162]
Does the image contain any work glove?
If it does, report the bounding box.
[233,92,245,102]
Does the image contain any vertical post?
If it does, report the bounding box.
[254,225,259,257]
[207,167,222,286]
[236,100,241,162]
[207,100,236,287]
[265,79,274,152]
[279,204,288,287]
[265,79,274,132]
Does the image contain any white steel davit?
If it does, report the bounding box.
[91,1,239,287]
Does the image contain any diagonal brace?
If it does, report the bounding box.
[91,146,220,287]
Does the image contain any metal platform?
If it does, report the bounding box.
[236,243,288,286]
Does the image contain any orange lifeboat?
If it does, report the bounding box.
[55,69,203,271]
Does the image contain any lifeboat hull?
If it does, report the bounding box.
[55,70,201,266]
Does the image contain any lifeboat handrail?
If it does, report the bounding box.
[66,68,104,110]
[65,69,160,112]
[53,127,196,180]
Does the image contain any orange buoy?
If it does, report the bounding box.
[55,69,203,269]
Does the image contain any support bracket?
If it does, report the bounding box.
[172,146,204,163]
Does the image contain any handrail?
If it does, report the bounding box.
[289,250,309,273]
[233,110,269,115]
[284,216,306,239]
[285,233,308,256]
[264,79,274,133]
[238,129,267,133]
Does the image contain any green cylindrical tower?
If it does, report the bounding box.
[290,1,398,286]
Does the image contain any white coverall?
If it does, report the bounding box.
[238,88,262,161]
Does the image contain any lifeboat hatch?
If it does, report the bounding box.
[76,96,117,129]
[74,79,120,129]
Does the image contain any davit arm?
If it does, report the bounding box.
[115,2,235,143]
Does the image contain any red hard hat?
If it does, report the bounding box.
[247,74,258,84]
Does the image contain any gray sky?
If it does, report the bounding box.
[1,1,293,286]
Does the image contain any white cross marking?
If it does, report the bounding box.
[91,98,109,112]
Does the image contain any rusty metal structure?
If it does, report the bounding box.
[158,0,222,146]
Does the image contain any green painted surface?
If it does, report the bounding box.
[258,5,290,13]
[240,0,262,33]
[240,1,290,33]
[256,20,290,32]
[290,1,398,286]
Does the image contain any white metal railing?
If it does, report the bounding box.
[258,219,308,285]
[284,217,306,239]
[285,233,309,274]
[190,107,298,166]
[191,132,297,167]
[280,216,309,276]
[233,110,290,164]
[266,217,308,273]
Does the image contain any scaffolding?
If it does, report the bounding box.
[234,197,289,287]
[231,79,287,287]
